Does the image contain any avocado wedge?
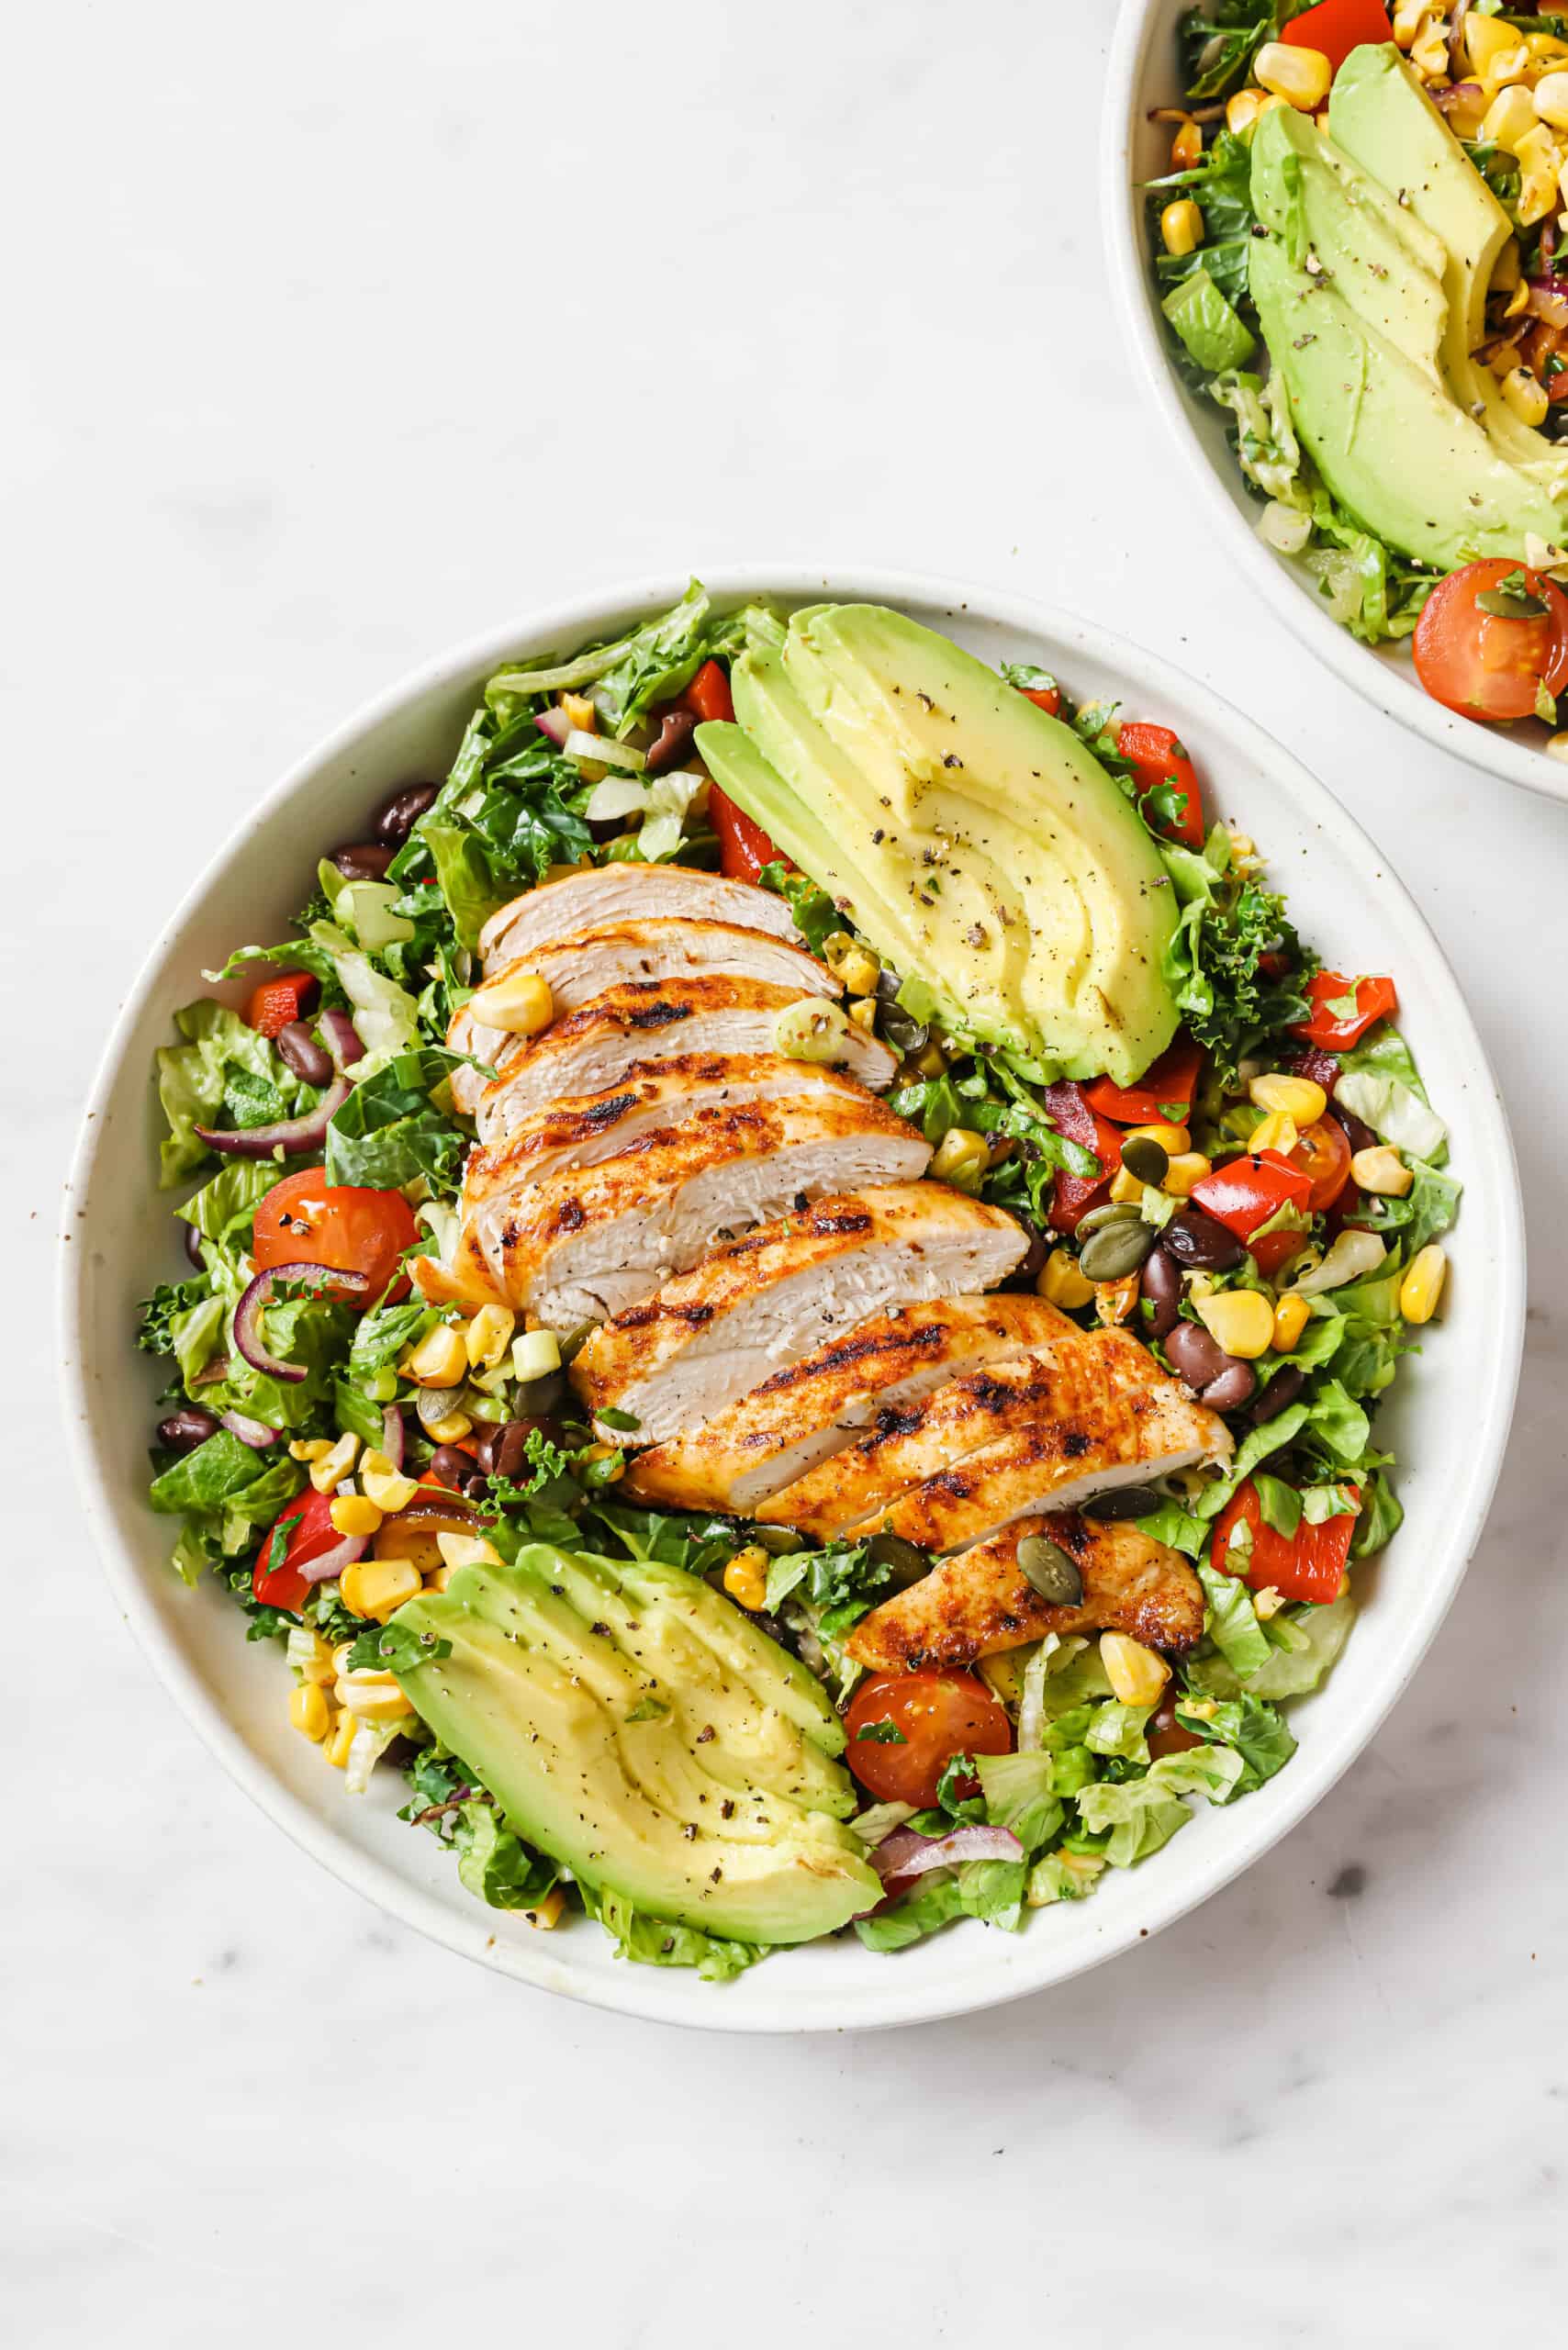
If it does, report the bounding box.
[699,604,1179,1084]
[389,1545,879,1948]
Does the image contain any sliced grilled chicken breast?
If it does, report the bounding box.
[623,1295,1077,1515]
[846,1513,1205,1672]
[469,978,898,1138]
[818,1327,1231,1554]
[573,1186,1030,1447]
[467,1096,931,1329]
[462,1055,889,1207]
[448,918,838,1110]
[477,863,801,973]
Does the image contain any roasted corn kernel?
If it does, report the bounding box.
[1249,1071,1327,1125]
[1255,40,1331,109]
[1271,1292,1311,1353]
[408,1322,468,1388]
[1195,1288,1277,1360]
[360,1449,419,1513]
[723,1547,770,1611]
[1161,1150,1213,1198]
[1350,1145,1413,1197]
[1503,365,1551,427]
[560,691,597,733]
[1225,86,1282,136]
[1170,117,1202,171]
[465,1304,515,1371]
[325,1709,357,1768]
[330,1493,384,1539]
[1160,197,1204,257]
[466,968,554,1038]
[289,1682,331,1741]
[335,1669,415,1721]
[1108,1164,1148,1206]
[1100,1632,1171,1707]
[1037,1248,1096,1310]
[308,1432,360,1495]
[1249,1109,1300,1158]
[1094,1272,1141,1326]
[340,1553,422,1622]
[1400,1244,1448,1325]
[423,1409,473,1444]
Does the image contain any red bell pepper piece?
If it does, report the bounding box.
[1083,1035,1204,1126]
[681,658,735,724]
[1115,722,1205,849]
[1292,970,1397,1050]
[253,1483,338,1616]
[1043,1080,1124,1233]
[1191,1151,1314,1241]
[1211,1478,1360,1606]
[710,784,788,885]
[1280,0,1389,73]
[1019,683,1062,716]
[244,969,319,1038]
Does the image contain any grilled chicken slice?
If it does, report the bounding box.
[622,1294,1077,1516]
[845,1513,1205,1672]
[477,863,801,973]
[573,1186,1030,1448]
[457,1095,931,1329]
[809,1326,1231,1554]
[468,977,898,1138]
[448,919,837,1110]
[462,1055,890,1206]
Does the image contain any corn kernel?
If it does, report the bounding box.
[425,1566,454,1593]
[1411,15,1457,81]
[1503,365,1551,426]
[837,946,881,997]
[1195,1288,1277,1360]
[1400,1244,1448,1325]
[1468,14,1527,77]
[335,1670,415,1721]
[527,1886,566,1930]
[1095,1272,1141,1327]
[1546,731,1568,762]
[1350,1145,1413,1198]
[1160,198,1204,257]
[1252,1585,1286,1622]
[330,1493,384,1539]
[1126,1122,1190,1156]
[909,1040,948,1079]
[1161,1151,1212,1199]
[340,1553,422,1622]
[1271,1292,1311,1353]
[1483,81,1539,151]
[1255,40,1331,109]
[1529,34,1568,68]
[560,691,596,733]
[308,1431,360,1495]
[1249,1070,1327,1125]
[1170,117,1202,171]
[436,1530,503,1572]
[325,1709,356,1768]
[466,968,554,1038]
[1536,70,1568,130]
[357,1449,416,1513]
[1225,87,1282,137]
[1108,1164,1148,1206]
[424,1410,473,1444]
[408,1322,468,1388]
[289,1438,332,1463]
[846,995,879,1033]
[1100,1632,1171,1707]
[465,1304,516,1371]
[1391,0,1426,46]
[292,1629,337,1685]
[723,1547,770,1611]
[931,1127,988,1185]
[1249,1110,1300,1158]
[289,1682,331,1740]
[1036,1248,1095,1309]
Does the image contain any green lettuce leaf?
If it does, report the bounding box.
[577,1880,768,1980]
[155,1002,306,1186]
[1196,1560,1273,1678]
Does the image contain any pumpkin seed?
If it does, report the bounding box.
[868,1531,931,1588]
[752,1526,807,1555]
[1075,1200,1144,1238]
[1121,1135,1170,1187]
[415,1383,467,1434]
[1081,1485,1164,1522]
[1015,1534,1084,1606]
[1079,1218,1158,1281]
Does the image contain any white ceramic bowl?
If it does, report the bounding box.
[60,567,1524,2033]
[1104,0,1568,810]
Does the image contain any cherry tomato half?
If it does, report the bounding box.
[709,782,787,885]
[1290,1114,1353,1215]
[244,969,319,1038]
[252,1169,420,1306]
[1412,560,1568,722]
[845,1671,1013,1807]
[253,1483,340,1614]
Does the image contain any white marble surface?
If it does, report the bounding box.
[13,1,1564,2339]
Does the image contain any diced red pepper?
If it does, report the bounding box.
[244,969,319,1038]
[1210,1478,1360,1606]
[1191,1150,1314,1241]
[253,1483,336,1616]
[1115,721,1205,849]
[1083,1035,1204,1126]
[1292,970,1398,1051]
[1281,0,1390,74]
[681,659,735,724]
[1042,1080,1124,1233]
[1019,684,1062,716]
[710,783,788,885]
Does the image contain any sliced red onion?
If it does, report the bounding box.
[1527,278,1568,330]
[381,1404,406,1470]
[318,1008,365,1074]
[234,1261,370,1382]
[195,1075,351,1159]
[297,1529,370,1588]
[1434,79,1482,118]
[220,1408,279,1449]
[192,1356,232,1388]
[534,707,571,748]
[870,1822,1023,1884]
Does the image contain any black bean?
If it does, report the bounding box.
[1163,1317,1231,1389]
[1249,1363,1305,1423]
[330,842,395,882]
[1081,1485,1165,1522]
[1079,1218,1157,1282]
[430,1443,486,1496]
[183,1218,206,1270]
[157,1405,219,1455]
[1139,1245,1182,1339]
[1163,1208,1245,1271]
[275,1019,334,1086]
[1002,1216,1049,1292]
[1334,1101,1378,1157]
[1200,1360,1259,1413]
[375,783,438,847]
[644,711,700,775]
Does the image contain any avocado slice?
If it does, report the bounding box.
[390,1547,879,1946]
[701,605,1179,1084]
[1249,74,1568,570]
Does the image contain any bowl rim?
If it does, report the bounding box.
[1101,0,1568,812]
[59,563,1527,2033]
